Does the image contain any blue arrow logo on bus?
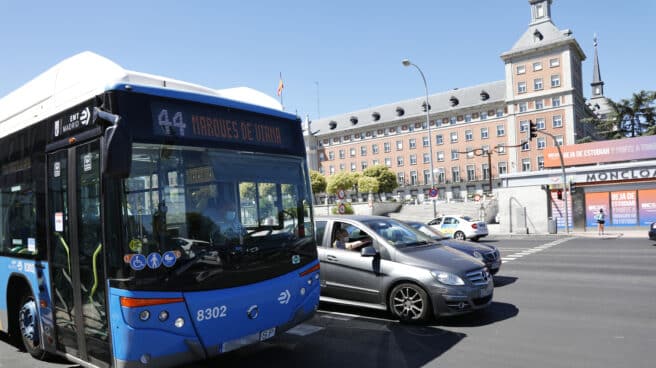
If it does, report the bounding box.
[278,290,291,304]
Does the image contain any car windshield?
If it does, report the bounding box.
[363,218,437,248]
[461,216,474,222]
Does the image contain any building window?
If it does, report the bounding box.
[551,74,561,88]
[372,159,379,166]
[465,130,473,141]
[319,167,324,174]
[553,115,563,128]
[329,151,335,160]
[350,148,356,157]
[339,149,345,159]
[555,135,564,146]
[536,3,545,17]
[351,163,356,172]
[481,127,489,139]
[533,62,543,71]
[451,150,459,160]
[496,108,504,117]
[519,120,529,132]
[452,167,461,183]
[519,102,528,112]
[436,134,444,145]
[396,156,404,166]
[522,158,531,172]
[450,117,457,125]
[396,140,403,150]
[534,78,543,91]
[497,125,505,136]
[536,117,546,130]
[329,166,335,174]
[423,153,430,164]
[466,147,474,159]
[339,163,345,171]
[497,144,506,155]
[360,146,367,156]
[516,65,526,75]
[521,141,530,151]
[372,144,379,154]
[465,114,472,122]
[437,168,446,184]
[549,58,560,67]
[537,137,546,149]
[552,96,561,107]
[537,156,544,170]
[410,171,418,185]
[518,82,527,94]
[482,163,490,180]
[467,165,476,181]
[422,136,429,147]
[535,99,544,110]
[320,152,326,162]
[437,151,445,162]
[409,138,417,149]
[480,111,488,120]
[498,162,507,175]
[385,157,392,167]
[450,132,458,143]
[410,154,417,165]
[361,161,368,170]
[384,142,391,153]
[423,170,431,185]
[397,172,405,185]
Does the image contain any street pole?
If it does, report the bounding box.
[402,59,437,218]
[539,130,570,234]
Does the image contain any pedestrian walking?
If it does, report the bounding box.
[595,209,605,235]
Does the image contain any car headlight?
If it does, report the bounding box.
[472,251,483,260]
[431,271,465,286]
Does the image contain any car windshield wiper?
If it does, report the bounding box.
[401,240,431,248]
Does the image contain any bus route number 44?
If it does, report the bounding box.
[158,109,187,136]
[196,305,228,322]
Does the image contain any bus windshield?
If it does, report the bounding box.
[118,142,315,291]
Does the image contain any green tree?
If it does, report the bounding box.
[591,90,656,139]
[309,170,326,195]
[362,165,398,195]
[326,172,357,194]
[358,176,379,198]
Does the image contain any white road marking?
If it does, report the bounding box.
[500,238,572,263]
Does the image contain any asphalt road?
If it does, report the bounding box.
[2,236,655,368]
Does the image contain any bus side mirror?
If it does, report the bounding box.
[94,108,132,178]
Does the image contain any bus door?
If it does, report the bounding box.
[48,139,109,366]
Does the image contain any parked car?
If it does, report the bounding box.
[314,215,494,322]
[428,215,488,241]
[649,222,656,241]
[405,221,501,275]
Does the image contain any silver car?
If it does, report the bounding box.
[315,215,494,322]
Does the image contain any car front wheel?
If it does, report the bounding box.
[388,283,431,323]
[454,231,466,240]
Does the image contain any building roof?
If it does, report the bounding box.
[311,80,505,136]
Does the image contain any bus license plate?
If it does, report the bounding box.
[260,327,276,341]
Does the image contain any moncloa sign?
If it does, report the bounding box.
[586,168,656,182]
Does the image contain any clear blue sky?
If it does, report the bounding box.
[1,0,653,121]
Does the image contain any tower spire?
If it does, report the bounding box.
[591,33,604,97]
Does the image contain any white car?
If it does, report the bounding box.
[427,215,488,241]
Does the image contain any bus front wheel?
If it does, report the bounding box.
[18,292,47,360]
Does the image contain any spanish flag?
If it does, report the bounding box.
[277,73,284,96]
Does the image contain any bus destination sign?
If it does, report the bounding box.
[151,101,291,149]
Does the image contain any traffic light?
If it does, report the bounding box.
[556,189,563,200]
[527,120,538,141]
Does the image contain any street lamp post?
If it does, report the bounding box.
[402,59,437,218]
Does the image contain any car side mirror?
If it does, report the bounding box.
[360,246,378,257]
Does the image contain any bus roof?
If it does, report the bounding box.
[0,51,286,138]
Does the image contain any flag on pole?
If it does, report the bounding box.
[277,73,284,96]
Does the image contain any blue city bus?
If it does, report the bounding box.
[0,52,319,367]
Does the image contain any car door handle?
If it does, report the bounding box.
[326,255,339,262]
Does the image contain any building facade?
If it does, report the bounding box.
[304,0,606,202]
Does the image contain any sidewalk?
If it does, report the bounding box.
[486,224,648,239]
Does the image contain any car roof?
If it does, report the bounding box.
[315,214,393,222]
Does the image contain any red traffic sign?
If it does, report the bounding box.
[338,203,346,214]
[337,189,346,200]
[429,188,438,198]
[474,194,481,202]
